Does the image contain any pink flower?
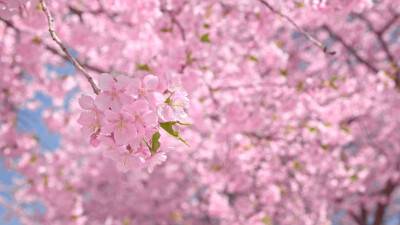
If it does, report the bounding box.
[102,110,137,145]
[77,95,105,137]
[145,152,167,173]
[128,75,159,98]
[122,99,158,137]
[143,147,173,173]
[103,147,143,173]
[157,90,189,121]
[95,73,133,111]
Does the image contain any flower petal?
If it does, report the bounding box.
[116,75,131,90]
[143,75,158,91]
[95,93,112,110]
[78,95,95,110]
[98,73,115,91]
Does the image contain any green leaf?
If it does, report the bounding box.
[151,132,161,154]
[30,155,37,163]
[32,37,42,45]
[308,127,318,132]
[293,161,300,170]
[279,68,287,77]
[186,51,198,66]
[261,216,272,225]
[160,121,190,146]
[123,217,130,225]
[297,82,304,92]
[350,174,358,181]
[165,92,175,105]
[136,62,151,72]
[200,33,211,43]
[206,5,213,19]
[70,215,79,221]
[43,175,48,187]
[203,23,210,29]
[249,56,259,62]
[160,27,173,33]
[329,76,339,89]
[297,2,305,8]
[321,145,329,150]
[340,123,351,134]
[176,121,191,126]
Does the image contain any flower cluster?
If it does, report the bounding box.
[78,73,189,173]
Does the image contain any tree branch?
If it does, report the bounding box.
[322,25,379,74]
[257,0,336,55]
[39,0,101,95]
[373,180,397,225]
[356,14,400,86]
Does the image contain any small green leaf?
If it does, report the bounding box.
[329,76,339,89]
[160,27,173,33]
[151,132,161,154]
[186,51,198,66]
[210,164,223,171]
[297,82,304,92]
[321,145,329,150]
[164,92,175,105]
[43,175,48,187]
[340,123,351,134]
[279,68,287,77]
[293,161,300,170]
[297,2,305,8]
[123,217,130,225]
[160,121,190,146]
[206,5,213,19]
[30,155,37,163]
[350,174,358,181]
[249,55,259,62]
[308,127,318,132]
[32,37,41,44]
[70,215,79,221]
[136,62,151,72]
[261,216,272,225]
[176,121,191,126]
[200,33,211,43]
[203,23,210,29]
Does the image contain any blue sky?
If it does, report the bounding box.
[0,61,76,224]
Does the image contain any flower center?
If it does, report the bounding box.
[117,120,126,132]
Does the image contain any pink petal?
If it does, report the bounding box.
[114,124,136,145]
[78,95,95,110]
[101,124,117,134]
[110,99,122,111]
[77,112,96,126]
[81,126,94,136]
[142,112,158,128]
[103,149,122,160]
[127,78,141,97]
[118,93,133,105]
[98,73,115,91]
[120,111,135,123]
[131,99,149,114]
[95,92,112,110]
[90,134,101,147]
[143,75,158,91]
[104,110,120,123]
[116,75,131,90]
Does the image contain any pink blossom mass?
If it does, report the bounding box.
[1,0,400,225]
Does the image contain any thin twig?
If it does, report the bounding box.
[257,0,336,55]
[39,0,101,95]
[356,14,400,86]
[323,25,379,73]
